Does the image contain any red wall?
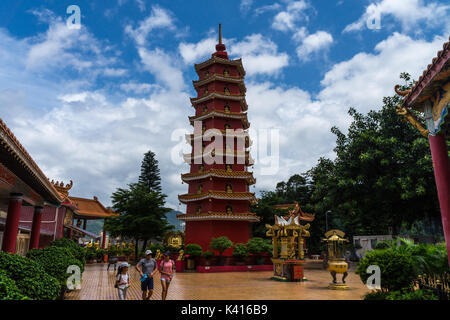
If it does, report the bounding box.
[185,220,251,256]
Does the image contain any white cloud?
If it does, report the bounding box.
[296,31,333,61]
[272,0,309,31]
[120,82,158,94]
[179,37,216,64]
[343,0,450,33]
[125,5,175,46]
[240,0,253,14]
[179,34,289,76]
[103,68,128,77]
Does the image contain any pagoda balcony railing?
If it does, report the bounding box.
[185,130,252,147]
[193,73,246,90]
[178,191,257,205]
[189,110,247,122]
[181,169,256,184]
[190,93,249,111]
[177,211,260,222]
[183,150,254,164]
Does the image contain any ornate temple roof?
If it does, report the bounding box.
[68,196,119,219]
[186,130,252,147]
[181,169,256,184]
[190,92,248,111]
[0,118,63,204]
[399,36,450,110]
[178,191,257,205]
[273,201,315,222]
[177,211,259,222]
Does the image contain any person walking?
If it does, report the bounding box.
[159,252,175,300]
[136,250,158,300]
[115,262,130,300]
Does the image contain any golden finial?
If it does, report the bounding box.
[219,24,222,45]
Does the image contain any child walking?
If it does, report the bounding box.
[115,262,130,300]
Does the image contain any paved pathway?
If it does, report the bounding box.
[65,263,369,300]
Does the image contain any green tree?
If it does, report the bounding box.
[105,182,173,261]
[139,150,162,192]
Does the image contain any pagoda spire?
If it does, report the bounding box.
[214,23,228,59]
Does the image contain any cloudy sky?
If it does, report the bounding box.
[0,0,449,210]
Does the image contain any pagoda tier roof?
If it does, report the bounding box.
[193,74,246,93]
[399,36,450,110]
[0,118,63,205]
[195,56,246,77]
[186,131,252,147]
[68,196,119,219]
[189,110,250,129]
[181,169,256,184]
[183,150,254,165]
[178,191,257,205]
[177,211,259,222]
[190,92,248,111]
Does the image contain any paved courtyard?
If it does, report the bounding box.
[65,263,369,300]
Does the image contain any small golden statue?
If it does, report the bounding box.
[177,250,185,261]
[154,249,162,260]
[323,229,349,290]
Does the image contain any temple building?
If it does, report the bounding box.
[0,118,116,255]
[394,37,450,264]
[178,25,259,254]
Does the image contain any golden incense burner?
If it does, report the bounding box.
[322,229,349,290]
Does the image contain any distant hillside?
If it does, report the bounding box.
[166,210,184,232]
[84,210,185,235]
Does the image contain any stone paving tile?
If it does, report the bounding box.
[65,263,369,300]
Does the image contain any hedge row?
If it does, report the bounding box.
[0,238,86,300]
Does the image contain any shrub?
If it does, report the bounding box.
[247,237,271,255]
[85,246,97,261]
[0,271,30,300]
[0,251,60,300]
[27,246,84,288]
[51,238,86,267]
[356,248,416,292]
[363,290,390,300]
[147,243,165,255]
[106,246,118,257]
[386,289,438,300]
[185,244,203,257]
[202,251,214,259]
[122,247,133,256]
[210,237,233,256]
[232,243,249,259]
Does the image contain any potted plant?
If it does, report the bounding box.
[247,237,270,265]
[185,244,202,270]
[96,248,106,263]
[210,236,233,266]
[232,243,249,265]
[202,251,214,266]
[122,247,133,261]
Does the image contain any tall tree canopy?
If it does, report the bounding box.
[139,150,162,192]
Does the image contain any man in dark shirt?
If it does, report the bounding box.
[136,250,157,300]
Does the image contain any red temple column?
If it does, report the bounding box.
[29,206,43,250]
[1,193,23,253]
[429,133,450,265]
[68,227,73,239]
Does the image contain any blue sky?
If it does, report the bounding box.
[0,0,449,210]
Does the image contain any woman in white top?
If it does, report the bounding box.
[115,262,130,300]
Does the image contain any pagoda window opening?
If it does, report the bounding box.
[224,104,231,113]
[202,105,208,114]
[197,184,203,194]
[198,164,204,173]
[196,206,202,215]
[224,123,232,130]
[226,164,233,173]
[204,87,209,96]
[226,184,233,193]
[224,87,231,96]
[223,69,230,77]
[202,124,206,134]
[204,70,210,78]
[226,205,233,214]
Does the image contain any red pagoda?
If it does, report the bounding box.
[177,25,259,255]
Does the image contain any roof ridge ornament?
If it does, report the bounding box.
[214,23,228,59]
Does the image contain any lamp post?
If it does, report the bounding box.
[326,210,332,231]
